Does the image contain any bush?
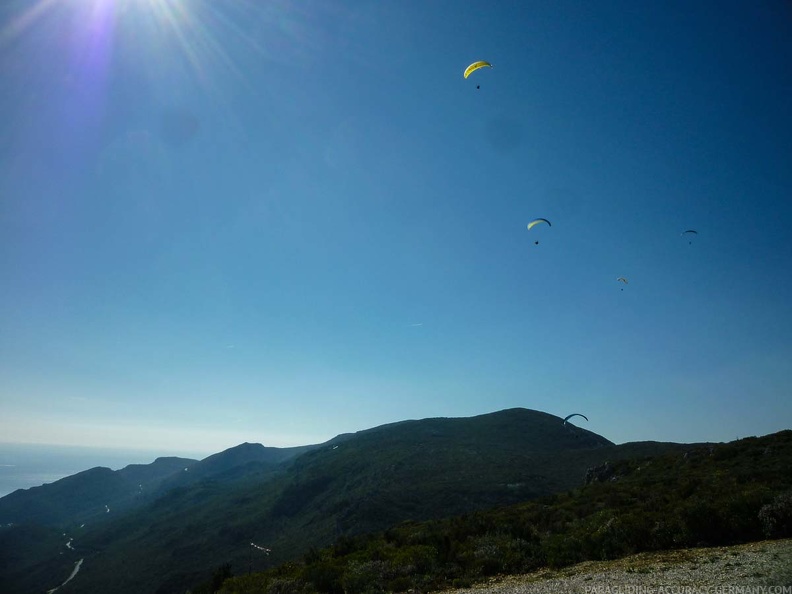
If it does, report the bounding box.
[581,514,649,561]
[680,497,728,545]
[265,577,313,594]
[390,544,437,575]
[341,560,387,594]
[543,533,583,569]
[386,575,414,593]
[649,516,688,550]
[303,560,344,594]
[759,490,792,538]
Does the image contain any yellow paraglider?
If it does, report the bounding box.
[527,218,551,245]
[464,61,492,79]
[527,218,551,231]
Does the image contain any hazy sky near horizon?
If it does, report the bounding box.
[2,0,791,456]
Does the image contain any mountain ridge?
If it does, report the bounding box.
[0,408,711,594]
[0,441,322,528]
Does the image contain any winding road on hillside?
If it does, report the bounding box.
[46,558,83,594]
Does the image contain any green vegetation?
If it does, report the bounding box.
[48,409,630,594]
[218,430,792,594]
[0,444,316,530]
[2,411,788,594]
[0,524,73,594]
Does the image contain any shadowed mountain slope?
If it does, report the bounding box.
[5,408,698,594]
[216,430,792,594]
[0,457,196,527]
[0,442,319,531]
[154,442,318,493]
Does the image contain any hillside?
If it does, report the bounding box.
[0,442,320,530]
[0,408,697,594]
[116,456,199,488]
[152,442,318,493]
[215,429,792,594]
[0,456,197,527]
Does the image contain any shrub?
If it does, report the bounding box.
[390,544,437,575]
[303,560,344,594]
[265,577,313,594]
[341,560,387,594]
[386,575,413,593]
[543,533,583,569]
[759,490,792,538]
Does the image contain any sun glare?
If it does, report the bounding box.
[0,0,58,47]
[1,0,276,101]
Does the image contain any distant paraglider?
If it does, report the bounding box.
[527,218,551,230]
[527,218,551,245]
[464,61,492,78]
[617,277,628,291]
[563,413,588,426]
[464,61,492,89]
[682,229,698,244]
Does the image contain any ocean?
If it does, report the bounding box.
[0,443,202,498]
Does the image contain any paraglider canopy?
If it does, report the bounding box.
[464,61,492,79]
[682,229,698,244]
[563,413,588,426]
[527,218,551,245]
[527,218,551,230]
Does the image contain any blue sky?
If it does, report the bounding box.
[1,0,791,457]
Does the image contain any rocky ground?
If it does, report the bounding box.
[442,539,792,594]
